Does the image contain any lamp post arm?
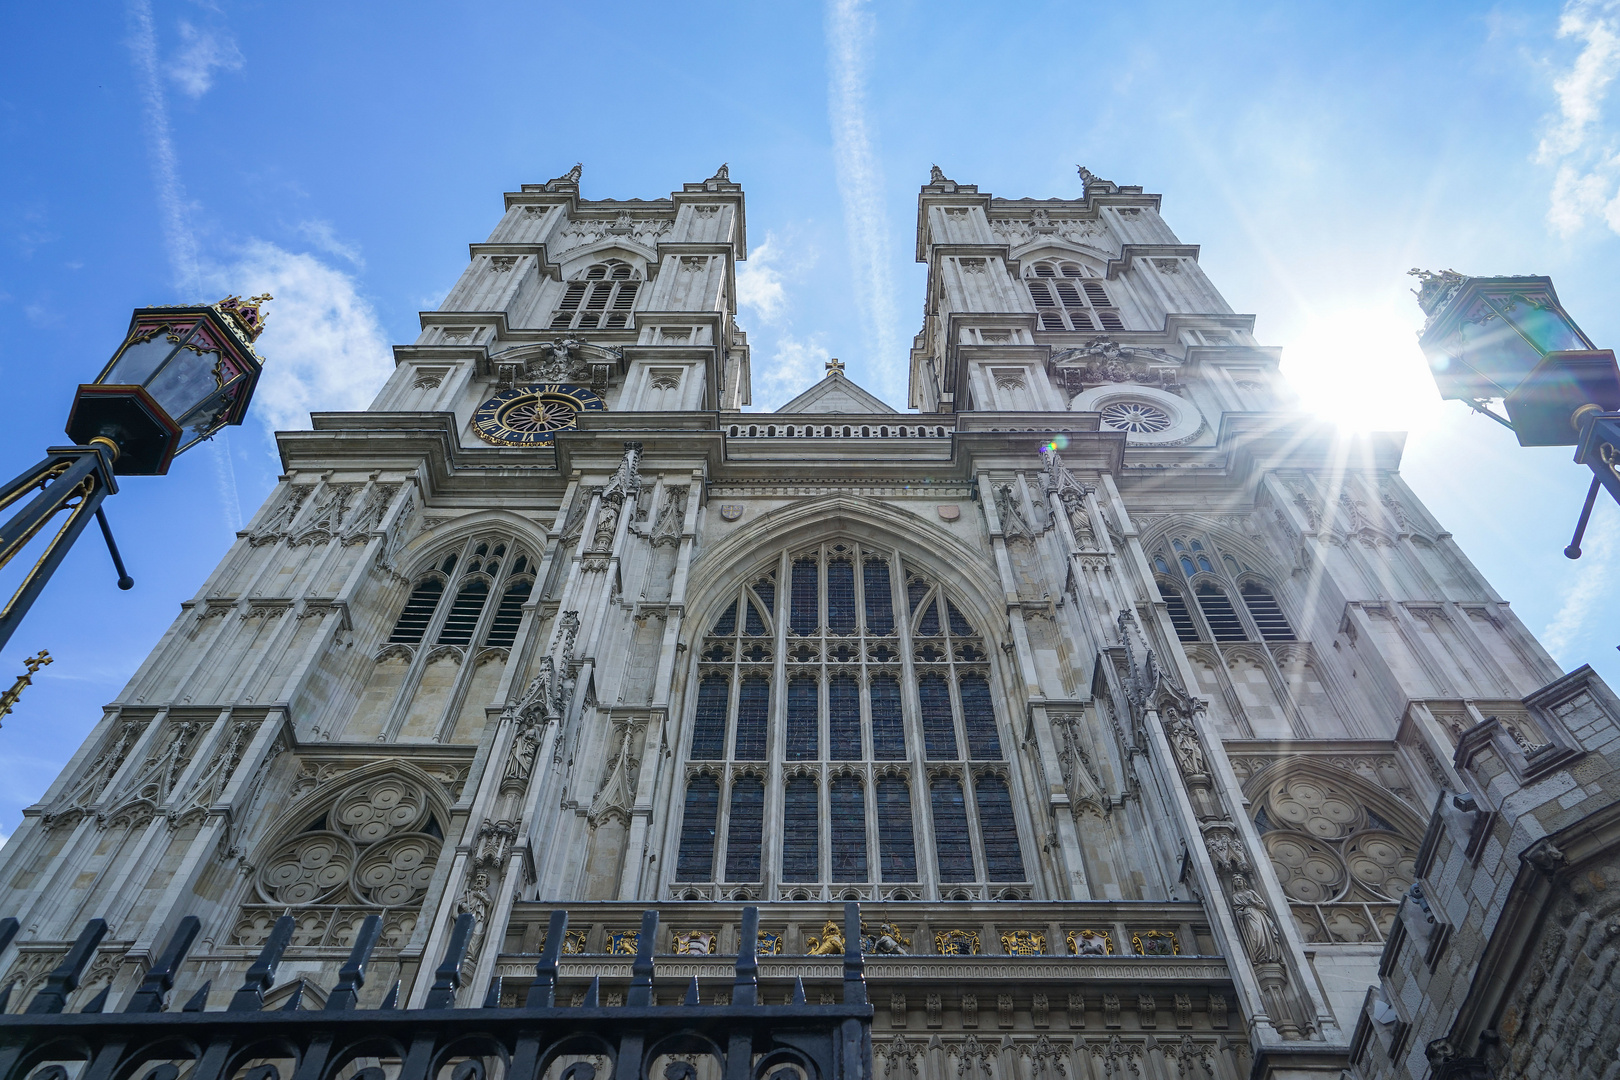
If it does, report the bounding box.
[0,446,120,654]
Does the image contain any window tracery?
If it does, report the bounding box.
[673,542,1025,899]
[1024,260,1124,331]
[550,260,641,330]
[235,769,448,951]
[1249,767,1420,944]
[386,537,536,652]
[1152,534,1294,645]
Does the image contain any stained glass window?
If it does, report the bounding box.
[975,775,1024,881]
[870,675,904,759]
[831,777,868,881]
[827,558,856,634]
[931,777,975,882]
[782,777,819,881]
[675,777,719,880]
[734,676,769,760]
[960,674,1002,760]
[791,557,818,635]
[877,776,917,881]
[725,777,764,881]
[919,674,958,759]
[690,675,729,760]
[688,543,1021,889]
[786,677,819,760]
[864,559,894,634]
[829,675,861,760]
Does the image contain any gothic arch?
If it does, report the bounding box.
[1009,242,1113,271]
[229,761,453,951]
[556,244,655,276]
[390,510,549,579]
[1238,758,1426,945]
[685,494,1004,640]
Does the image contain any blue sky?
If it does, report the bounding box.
[1,1,1618,834]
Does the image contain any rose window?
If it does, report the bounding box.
[1251,770,1421,946]
[253,772,444,911]
[1099,400,1171,434]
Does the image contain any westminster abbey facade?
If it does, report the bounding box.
[3,163,1617,1080]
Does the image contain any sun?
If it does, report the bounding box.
[1276,298,1445,435]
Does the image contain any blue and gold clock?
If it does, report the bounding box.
[472,383,604,446]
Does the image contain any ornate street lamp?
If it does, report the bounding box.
[0,295,269,650]
[1412,271,1620,558]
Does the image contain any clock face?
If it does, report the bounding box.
[472,383,604,446]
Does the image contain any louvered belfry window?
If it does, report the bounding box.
[1025,259,1125,332]
[1149,534,1297,646]
[385,538,535,650]
[549,260,640,330]
[677,541,1027,897]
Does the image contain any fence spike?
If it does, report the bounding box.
[733,906,759,1007]
[791,977,806,1006]
[181,982,210,1012]
[626,909,658,1006]
[582,975,600,1008]
[0,981,14,1013]
[483,976,503,1009]
[80,986,110,1013]
[841,901,866,1006]
[125,915,201,1013]
[527,909,568,1007]
[425,912,475,1009]
[379,981,400,1010]
[325,914,382,1011]
[26,918,107,1014]
[280,980,304,1011]
[229,915,294,1012]
[683,976,700,1006]
[0,917,18,955]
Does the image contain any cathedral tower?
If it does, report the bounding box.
[0,162,1604,1080]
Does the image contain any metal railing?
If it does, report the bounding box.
[0,904,873,1080]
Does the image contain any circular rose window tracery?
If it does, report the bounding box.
[1099,400,1171,434]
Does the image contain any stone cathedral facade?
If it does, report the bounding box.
[1,163,1614,1080]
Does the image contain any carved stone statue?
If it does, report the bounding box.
[1230,875,1285,964]
[930,164,948,184]
[806,920,845,955]
[1059,488,1094,546]
[1168,718,1207,777]
[456,870,494,966]
[866,922,910,955]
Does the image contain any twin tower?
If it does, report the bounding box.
[0,162,1609,1080]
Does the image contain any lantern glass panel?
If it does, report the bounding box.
[145,345,224,427]
[1455,314,1544,395]
[102,334,182,388]
[1500,300,1587,356]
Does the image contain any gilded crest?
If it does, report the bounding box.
[672,930,717,955]
[934,929,981,956]
[720,504,744,522]
[608,929,640,955]
[1066,929,1114,956]
[1000,929,1045,955]
[1132,929,1179,956]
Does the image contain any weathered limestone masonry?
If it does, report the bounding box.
[0,161,1605,1080]
[1351,668,1620,1080]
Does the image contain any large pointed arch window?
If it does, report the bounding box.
[673,541,1029,901]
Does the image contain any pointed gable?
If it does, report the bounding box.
[776,372,897,415]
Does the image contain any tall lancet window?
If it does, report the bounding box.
[673,541,1030,902]
[549,260,641,330]
[1149,533,1297,646]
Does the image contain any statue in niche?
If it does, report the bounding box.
[1229,875,1285,964]
[1167,714,1207,777]
[456,870,494,967]
[1059,487,1095,546]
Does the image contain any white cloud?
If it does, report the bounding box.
[1537,1,1620,236]
[825,0,904,399]
[126,0,201,292]
[1542,505,1620,657]
[752,334,831,410]
[736,236,787,322]
[298,219,366,268]
[207,240,393,432]
[169,20,244,99]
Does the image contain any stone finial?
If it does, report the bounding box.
[825,357,845,376]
